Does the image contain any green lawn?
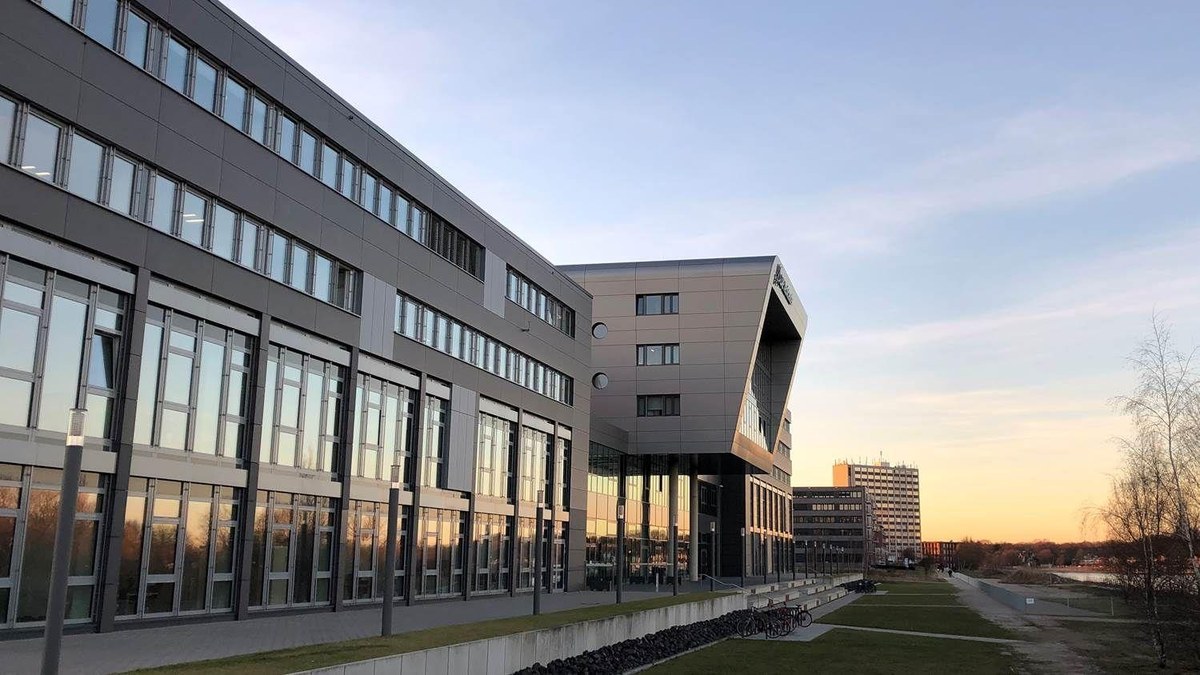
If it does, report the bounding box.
[1057,620,1200,674]
[856,593,964,606]
[645,629,1027,674]
[874,580,957,595]
[819,604,1016,639]
[133,592,731,675]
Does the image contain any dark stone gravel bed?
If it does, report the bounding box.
[515,608,753,675]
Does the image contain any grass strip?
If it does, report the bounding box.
[133,592,732,675]
[819,604,1016,639]
[644,629,1028,674]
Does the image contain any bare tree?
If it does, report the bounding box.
[1114,315,1200,597]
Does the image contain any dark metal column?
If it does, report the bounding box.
[234,314,272,619]
[332,347,359,611]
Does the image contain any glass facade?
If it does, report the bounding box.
[133,305,252,458]
[475,412,514,499]
[420,395,448,488]
[471,512,511,595]
[259,346,344,473]
[0,255,125,441]
[585,443,619,590]
[115,479,239,618]
[0,465,107,628]
[343,500,407,603]
[415,507,465,598]
[740,346,773,449]
[505,267,574,336]
[249,491,336,609]
[518,425,551,503]
[351,374,417,483]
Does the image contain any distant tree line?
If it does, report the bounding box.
[949,539,1103,571]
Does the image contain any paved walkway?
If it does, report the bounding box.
[821,624,1025,644]
[3,590,667,674]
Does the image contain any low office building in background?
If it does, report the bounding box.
[922,541,959,569]
[833,459,921,564]
[792,486,877,572]
[564,259,806,587]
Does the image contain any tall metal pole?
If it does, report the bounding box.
[616,502,625,604]
[42,408,87,675]
[708,522,716,591]
[739,527,746,588]
[382,464,400,636]
[672,524,679,596]
[802,540,808,578]
[534,489,544,615]
[762,538,768,585]
[776,539,782,583]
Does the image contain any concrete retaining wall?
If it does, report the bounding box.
[296,594,745,675]
[957,573,1086,616]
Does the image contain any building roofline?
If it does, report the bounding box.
[558,255,778,271]
[205,0,588,297]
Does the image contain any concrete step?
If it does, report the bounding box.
[746,574,862,609]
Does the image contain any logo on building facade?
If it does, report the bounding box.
[773,267,793,304]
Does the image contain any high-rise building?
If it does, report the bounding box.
[0,0,591,634]
[791,486,876,572]
[833,459,921,563]
[563,258,806,585]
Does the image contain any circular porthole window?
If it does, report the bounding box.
[592,373,610,389]
[592,322,608,339]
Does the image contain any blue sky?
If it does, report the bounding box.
[226,0,1200,541]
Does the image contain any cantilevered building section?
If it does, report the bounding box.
[563,257,806,586]
[0,0,590,634]
[833,460,921,564]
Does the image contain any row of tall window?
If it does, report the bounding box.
[636,343,680,366]
[0,95,361,311]
[259,346,345,473]
[396,294,574,406]
[0,255,124,441]
[505,268,575,336]
[28,0,484,279]
[350,375,417,484]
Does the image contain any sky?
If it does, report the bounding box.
[224,0,1200,542]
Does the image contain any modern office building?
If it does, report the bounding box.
[563,258,806,587]
[833,459,921,563]
[0,0,593,635]
[922,541,958,569]
[792,487,876,573]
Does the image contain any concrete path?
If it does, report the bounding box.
[820,624,1024,644]
[1,590,667,675]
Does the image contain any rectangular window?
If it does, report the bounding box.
[41,0,74,22]
[20,114,61,182]
[320,144,338,189]
[150,175,177,233]
[338,158,357,200]
[289,246,310,292]
[0,97,14,163]
[221,78,247,129]
[238,218,260,269]
[211,204,237,261]
[636,343,680,366]
[179,190,207,247]
[313,255,332,303]
[163,38,189,93]
[379,184,394,224]
[276,114,297,163]
[636,293,679,315]
[268,233,287,283]
[83,0,119,47]
[122,11,149,69]
[360,173,377,214]
[505,268,574,336]
[249,97,269,145]
[66,134,104,202]
[192,58,218,112]
[107,154,137,216]
[636,394,680,417]
[299,131,317,175]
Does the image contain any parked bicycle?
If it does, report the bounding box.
[737,599,803,638]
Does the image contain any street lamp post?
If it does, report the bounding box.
[708,522,716,591]
[41,408,86,675]
[534,489,544,615]
[762,537,768,586]
[672,524,679,596]
[616,502,625,604]
[739,527,746,589]
[382,463,401,636]
[802,540,808,578]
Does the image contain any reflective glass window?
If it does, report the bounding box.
[379,185,395,225]
[238,218,259,269]
[320,145,338,189]
[41,0,73,22]
[276,115,296,163]
[180,190,207,247]
[36,293,87,433]
[289,246,309,292]
[338,158,357,200]
[66,134,104,201]
[164,38,189,93]
[83,0,119,47]
[192,59,218,112]
[20,115,61,182]
[269,233,287,282]
[107,155,136,216]
[361,173,377,214]
[312,255,332,303]
[221,78,246,129]
[122,11,149,69]
[211,204,236,261]
[299,131,317,175]
[150,175,177,233]
[0,97,14,163]
[249,97,269,145]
